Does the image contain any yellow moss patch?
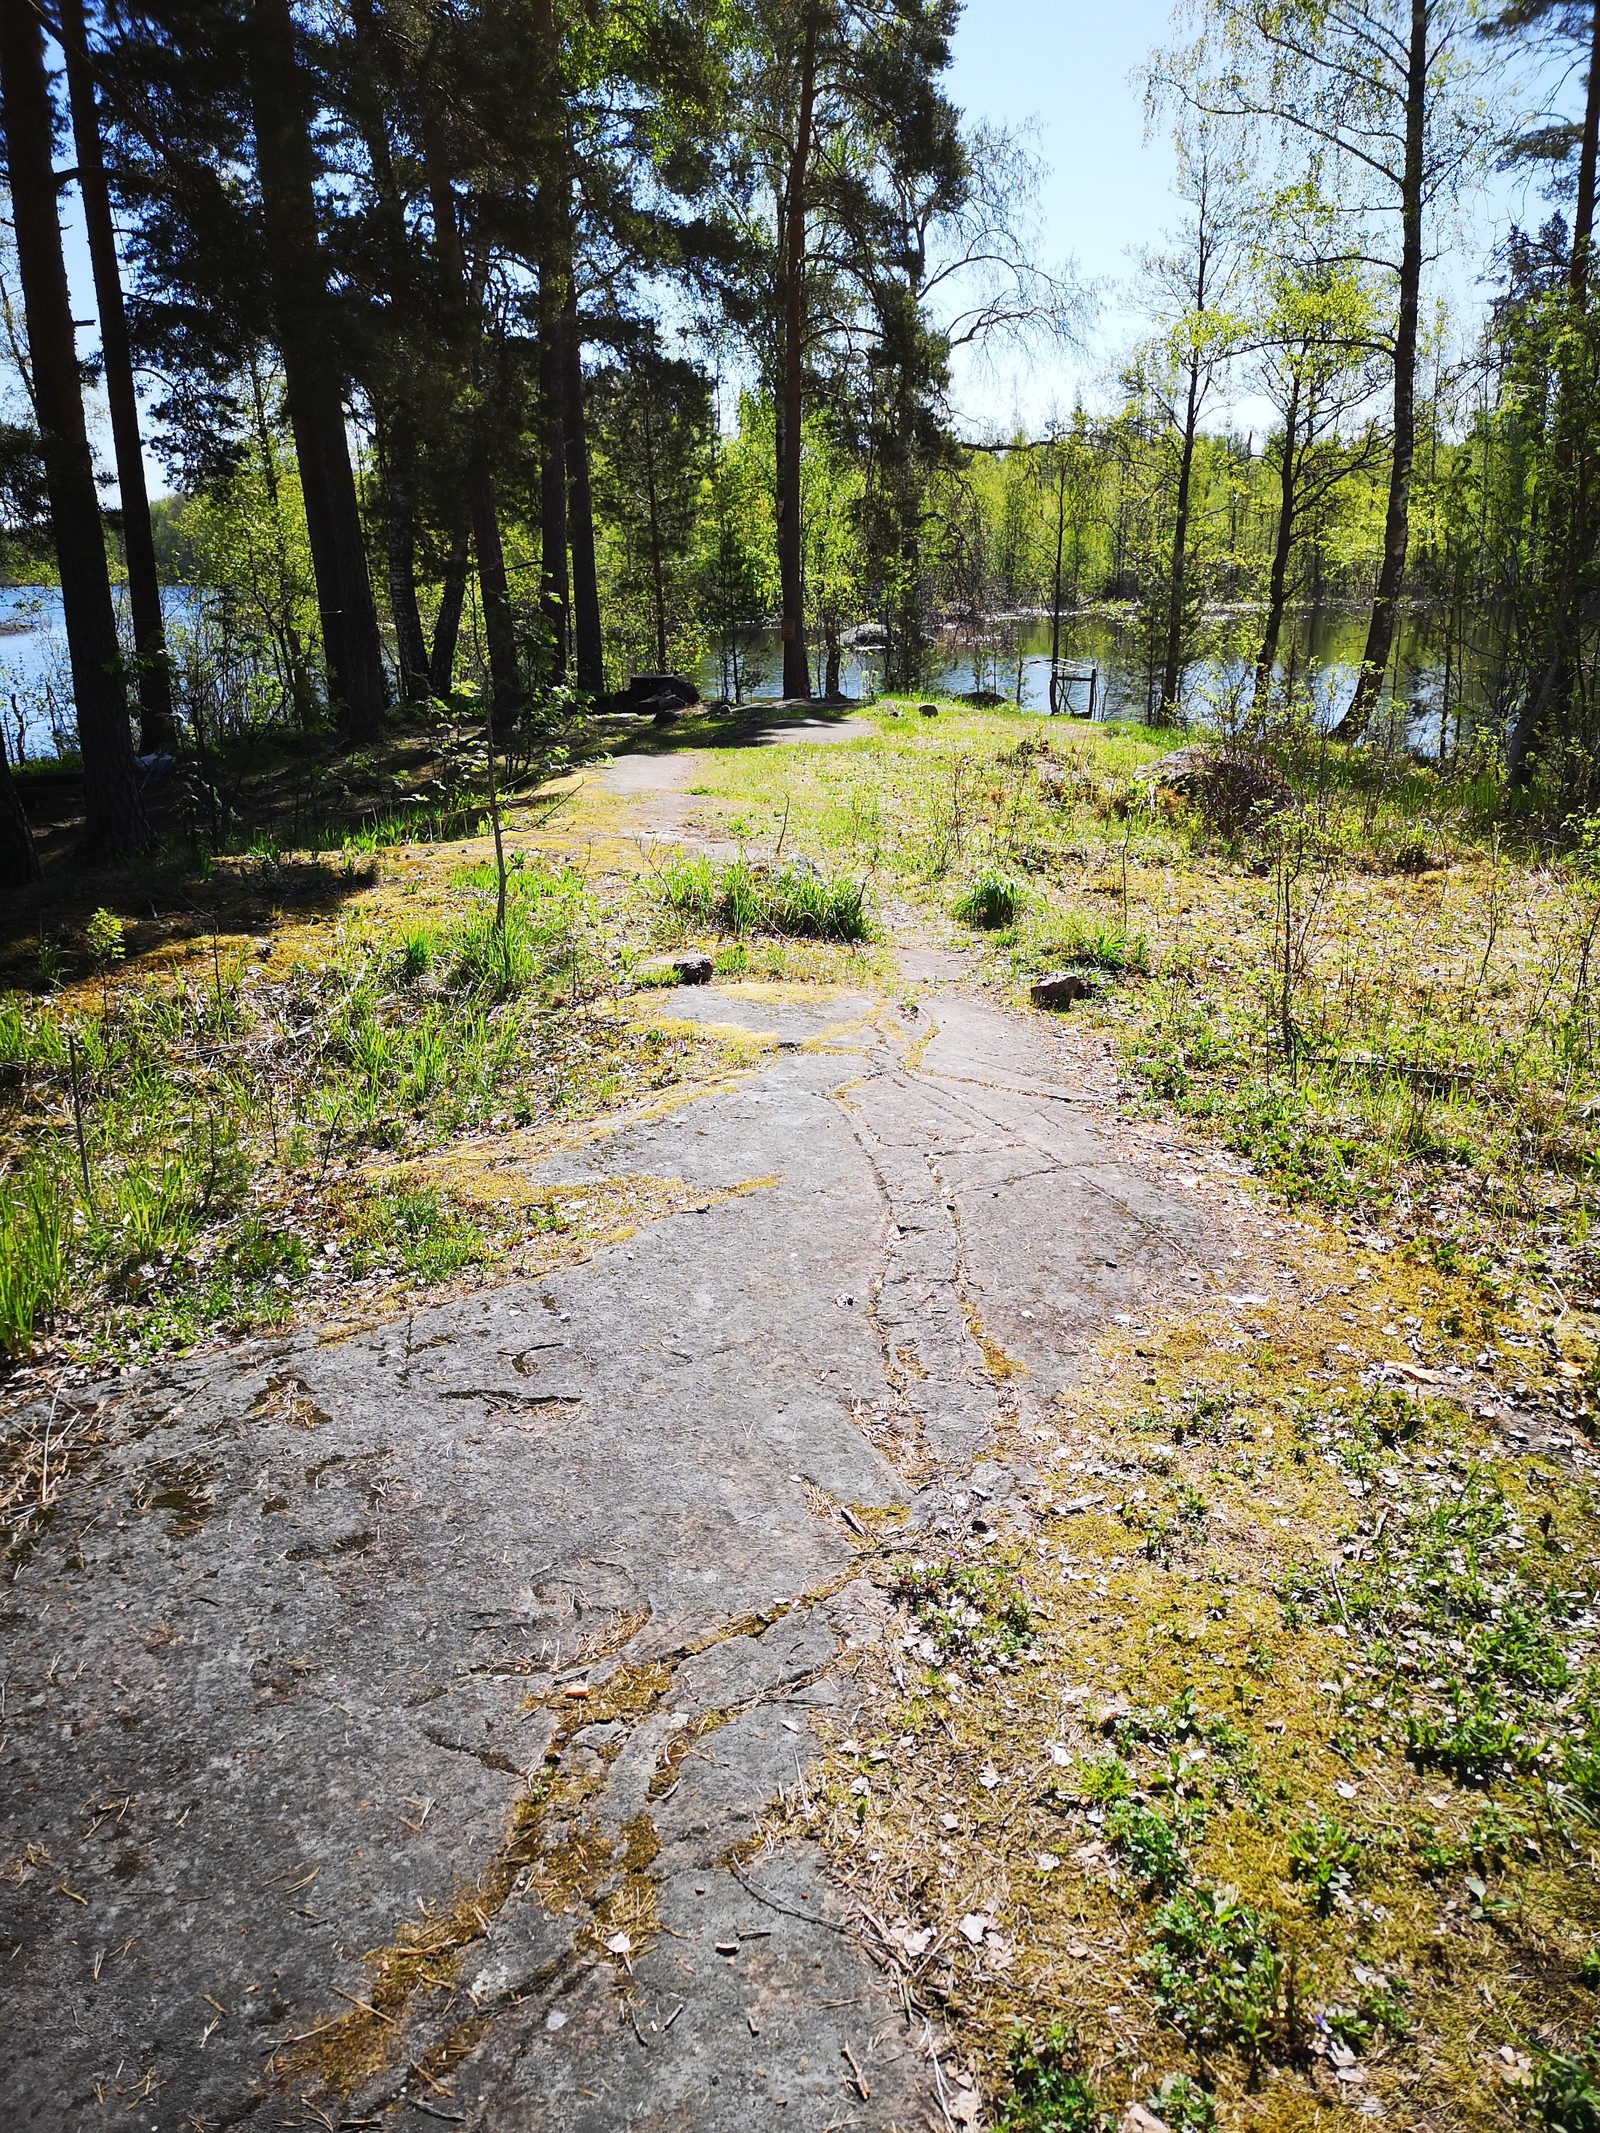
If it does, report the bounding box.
[793,1216,1600,2131]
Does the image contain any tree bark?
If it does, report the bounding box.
[0,0,147,859]
[1572,0,1600,296]
[1161,357,1201,719]
[1046,452,1068,711]
[777,5,820,702]
[58,0,174,754]
[245,0,387,742]
[1253,374,1301,716]
[380,415,432,703]
[1337,0,1428,739]
[421,104,520,725]
[564,283,603,694]
[1505,0,1600,784]
[429,523,469,696]
[0,726,41,887]
[538,302,570,677]
[641,393,667,669]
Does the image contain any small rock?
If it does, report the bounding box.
[641,952,713,986]
[1120,2108,1171,2133]
[1031,970,1094,1010]
[918,703,939,718]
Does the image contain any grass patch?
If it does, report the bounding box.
[953,865,1026,929]
[0,856,720,1365]
[657,852,870,941]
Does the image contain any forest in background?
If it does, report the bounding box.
[1,0,1600,852]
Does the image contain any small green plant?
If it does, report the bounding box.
[1526,2028,1600,2132]
[1287,1813,1364,1915]
[1105,1799,1191,1894]
[0,1168,70,1356]
[889,1555,1036,1672]
[396,925,436,982]
[952,865,1025,929]
[452,906,537,997]
[1139,1883,1283,2064]
[1076,1750,1132,1805]
[1147,2074,1216,2132]
[1319,1974,1411,2051]
[996,2021,1109,2133]
[1038,911,1149,973]
[660,853,870,940]
[351,1187,488,1284]
[84,907,126,971]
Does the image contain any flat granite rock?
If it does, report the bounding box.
[0,987,1217,2132]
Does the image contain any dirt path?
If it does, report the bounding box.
[0,741,1268,2132]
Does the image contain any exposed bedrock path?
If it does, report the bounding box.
[1,750,1231,2133]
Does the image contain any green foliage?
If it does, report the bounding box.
[1286,1813,1364,1914]
[0,1168,69,1356]
[996,2022,1109,2133]
[659,853,870,941]
[1146,2074,1216,2132]
[1036,911,1149,973]
[350,1188,487,1284]
[1526,2029,1600,2133]
[1139,1884,1283,2063]
[952,865,1026,929]
[1105,1799,1192,1894]
[84,908,127,969]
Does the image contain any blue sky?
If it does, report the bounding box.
[944,0,1182,430]
[943,0,1573,433]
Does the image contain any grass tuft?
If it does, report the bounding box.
[952,865,1026,929]
[658,853,870,940]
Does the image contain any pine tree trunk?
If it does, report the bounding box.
[1337,0,1428,740]
[246,0,387,742]
[564,283,603,694]
[58,0,174,755]
[0,0,147,859]
[380,414,432,703]
[430,524,470,696]
[539,302,569,678]
[777,7,820,702]
[0,728,41,887]
[420,107,520,724]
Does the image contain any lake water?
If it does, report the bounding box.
[0,583,204,763]
[0,584,1480,761]
[704,609,1482,754]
